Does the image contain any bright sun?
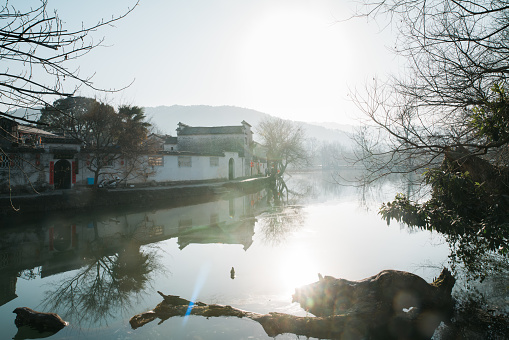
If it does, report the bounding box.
[277,244,318,295]
[238,6,349,121]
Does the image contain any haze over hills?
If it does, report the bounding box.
[144,105,355,147]
[9,104,356,147]
[309,121,357,134]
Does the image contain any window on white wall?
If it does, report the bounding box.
[148,156,164,166]
[178,156,192,167]
[209,157,219,167]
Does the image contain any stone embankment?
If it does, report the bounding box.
[0,177,270,216]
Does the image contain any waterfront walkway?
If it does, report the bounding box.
[0,176,270,216]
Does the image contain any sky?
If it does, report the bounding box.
[47,0,398,125]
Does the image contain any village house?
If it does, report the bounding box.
[0,118,81,193]
[1,118,267,192]
[118,120,266,185]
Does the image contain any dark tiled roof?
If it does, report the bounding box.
[178,126,244,136]
[165,136,178,144]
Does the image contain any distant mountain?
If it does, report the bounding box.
[144,105,269,133]
[144,105,354,147]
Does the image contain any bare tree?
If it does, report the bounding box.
[351,1,509,280]
[257,117,309,174]
[352,1,509,182]
[0,0,136,201]
[0,0,137,124]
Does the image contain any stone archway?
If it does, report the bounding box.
[228,158,235,180]
[54,159,71,189]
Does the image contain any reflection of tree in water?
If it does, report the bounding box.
[355,172,423,212]
[18,268,41,281]
[41,218,162,327]
[258,176,308,246]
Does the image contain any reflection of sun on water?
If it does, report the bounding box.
[277,246,318,297]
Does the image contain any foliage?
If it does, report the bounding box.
[353,1,509,282]
[470,84,509,147]
[380,168,509,281]
[438,289,509,339]
[39,97,152,185]
[257,117,309,174]
[117,105,152,151]
[38,97,97,135]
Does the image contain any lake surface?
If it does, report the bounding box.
[0,170,453,339]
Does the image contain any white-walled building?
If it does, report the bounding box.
[1,119,267,192]
[101,121,263,185]
[112,121,265,185]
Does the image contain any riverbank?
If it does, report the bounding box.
[0,176,270,217]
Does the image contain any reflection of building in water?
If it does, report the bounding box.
[177,217,256,250]
[0,275,17,306]
[0,189,268,306]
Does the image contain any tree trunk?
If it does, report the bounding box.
[130,268,455,340]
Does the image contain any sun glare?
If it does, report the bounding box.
[238,7,349,121]
[277,245,318,296]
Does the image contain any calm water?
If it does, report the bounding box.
[0,171,452,339]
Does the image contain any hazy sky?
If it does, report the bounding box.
[48,0,397,124]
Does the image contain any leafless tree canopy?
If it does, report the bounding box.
[0,0,137,124]
[352,0,509,182]
[257,117,309,174]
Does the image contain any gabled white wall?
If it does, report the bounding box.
[143,152,246,183]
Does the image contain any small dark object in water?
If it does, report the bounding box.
[230,267,235,279]
[13,307,68,333]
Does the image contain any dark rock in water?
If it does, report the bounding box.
[13,307,68,334]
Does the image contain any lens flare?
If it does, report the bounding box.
[183,263,211,325]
